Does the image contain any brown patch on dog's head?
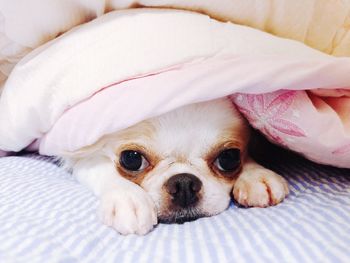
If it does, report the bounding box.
[204,121,250,181]
[115,143,161,185]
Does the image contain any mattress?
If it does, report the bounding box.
[0,148,349,263]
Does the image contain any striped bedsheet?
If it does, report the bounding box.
[0,151,349,263]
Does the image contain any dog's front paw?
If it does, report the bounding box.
[233,168,289,207]
[99,185,157,235]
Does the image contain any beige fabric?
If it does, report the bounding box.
[140,0,350,57]
[0,0,104,89]
[0,0,349,88]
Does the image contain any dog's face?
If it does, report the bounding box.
[111,99,249,223]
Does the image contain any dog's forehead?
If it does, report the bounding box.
[148,99,244,157]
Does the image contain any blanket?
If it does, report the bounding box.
[1,6,350,168]
[1,0,350,90]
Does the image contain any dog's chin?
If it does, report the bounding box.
[158,208,209,224]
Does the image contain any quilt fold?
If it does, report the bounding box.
[1,0,349,91]
[0,8,350,167]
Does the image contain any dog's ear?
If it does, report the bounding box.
[248,129,299,164]
[248,129,272,162]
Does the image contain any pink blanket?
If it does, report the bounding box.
[1,9,350,168]
[39,55,350,168]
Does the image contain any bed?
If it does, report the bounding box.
[1,143,349,263]
[1,1,350,262]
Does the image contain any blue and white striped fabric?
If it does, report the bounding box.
[0,153,349,263]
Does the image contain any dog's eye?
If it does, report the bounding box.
[214,149,240,172]
[120,150,149,172]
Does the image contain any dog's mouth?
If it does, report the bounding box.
[158,208,208,224]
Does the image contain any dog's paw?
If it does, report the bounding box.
[233,167,289,207]
[99,185,157,235]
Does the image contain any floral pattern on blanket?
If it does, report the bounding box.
[231,90,350,167]
[232,90,306,146]
[332,144,350,155]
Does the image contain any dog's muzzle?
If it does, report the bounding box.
[159,173,206,224]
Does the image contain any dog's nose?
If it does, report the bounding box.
[165,173,202,208]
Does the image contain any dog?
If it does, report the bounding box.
[61,98,289,235]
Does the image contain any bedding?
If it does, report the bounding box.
[0,9,350,169]
[0,150,349,263]
[0,2,349,262]
[1,0,350,90]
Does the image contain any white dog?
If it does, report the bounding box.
[61,98,289,235]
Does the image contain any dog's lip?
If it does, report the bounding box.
[158,210,208,224]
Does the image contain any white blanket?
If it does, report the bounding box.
[0,9,350,167]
